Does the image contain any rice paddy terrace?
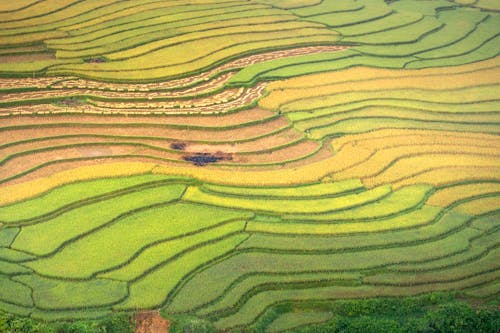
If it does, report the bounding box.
[0,0,499,331]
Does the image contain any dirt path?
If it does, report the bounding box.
[135,311,170,333]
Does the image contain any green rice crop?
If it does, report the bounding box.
[14,275,128,309]
[100,220,247,281]
[0,174,182,223]
[27,204,250,278]
[0,276,33,307]
[114,234,248,309]
[201,179,363,198]
[183,185,391,214]
[12,184,186,255]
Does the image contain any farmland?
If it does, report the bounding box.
[0,0,499,332]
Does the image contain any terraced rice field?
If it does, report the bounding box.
[0,0,499,331]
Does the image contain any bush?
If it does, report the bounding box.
[0,312,134,333]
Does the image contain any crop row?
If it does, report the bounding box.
[1,177,498,323]
[228,4,499,86]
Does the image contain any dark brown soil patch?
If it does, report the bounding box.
[135,310,170,333]
[183,151,233,166]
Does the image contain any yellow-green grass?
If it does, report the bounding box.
[53,9,290,59]
[0,174,184,223]
[226,50,358,87]
[48,32,339,81]
[0,248,34,262]
[354,8,486,57]
[67,20,332,61]
[0,0,201,32]
[264,56,500,95]
[331,145,499,182]
[14,275,127,310]
[304,0,392,28]
[243,209,468,250]
[343,16,444,45]
[99,220,247,281]
[265,311,332,333]
[406,33,500,68]
[200,179,363,199]
[291,0,362,17]
[279,84,500,114]
[393,166,500,190]
[334,11,423,36]
[454,196,500,215]
[0,0,121,30]
[390,0,456,16]
[183,184,391,214]
[363,153,500,188]
[0,260,31,275]
[48,3,275,47]
[171,226,481,311]
[59,0,244,33]
[391,226,499,272]
[0,0,79,24]
[295,107,500,134]
[0,227,18,247]
[257,0,321,10]
[26,203,251,279]
[30,308,112,322]
[0,0,203,43]
[473,0,500,11]
[114,233,248,309]
[0,0,40,12]
[308,118,500,140]
[464,280,500,298]
[168,272,360,314]
[0,59,79,74]
[0,276,33,307]
[417,15,500,59]
[287,100,500,122]
[212,271,499,330]
[284,184,432,221]
[234,53,420,86]
[261,60,500,111]
[11,184,186,255]
[196,273,360,317]
[0,162,159,206]
[364,247,500,286]
[247,205,445,235]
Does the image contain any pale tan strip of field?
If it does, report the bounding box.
[0,72,234,102]
[2,128,498,205]
[0,116,289,144]
[0,45,344,91]
[0,127,301,157]
[0,142,369,205]
[0,107,275,128]
[0,83,267,116]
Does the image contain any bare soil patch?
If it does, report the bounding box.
[135,311,170,333]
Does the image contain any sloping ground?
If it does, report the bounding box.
[0,0,499,332]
